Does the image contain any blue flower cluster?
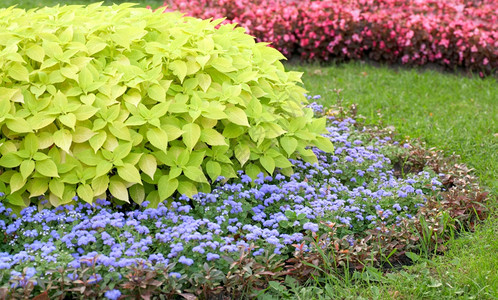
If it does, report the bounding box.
[0,105,444,296]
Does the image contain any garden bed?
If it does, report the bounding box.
[0,101,488,299]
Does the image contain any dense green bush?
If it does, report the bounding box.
[0,4,333,208]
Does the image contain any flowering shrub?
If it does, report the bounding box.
[161,0,498,75]
[0,99,488,298]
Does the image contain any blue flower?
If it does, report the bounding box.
[178,256,194,266]
[104,289,121,300]
[303,222,319,232]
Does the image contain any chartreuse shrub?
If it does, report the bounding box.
[0,4,333,208]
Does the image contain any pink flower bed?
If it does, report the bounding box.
[159,0,497,75]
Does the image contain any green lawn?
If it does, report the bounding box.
[284,62,498,299]
[290,62,497,195]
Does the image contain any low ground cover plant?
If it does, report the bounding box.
[0,102,489,299]
[163,0,498,76]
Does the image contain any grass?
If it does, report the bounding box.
[284,61,497,299]
[289,61,497,195]
[1,1,497,298]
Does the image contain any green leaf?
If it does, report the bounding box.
[117,163,142,184]
[158,175,178,201]
[77,184,94,204]
[263,123,286,138]
[28,178,48,197]
[59,113,77,130]
[10,172,25,193]
[146,127,169,152]
[53,129,72,153]
[200,128,228,146]
[7,192,25,207]
[234,143,250,166]
[20,160,35,180]
[109,178,129,202]
[313,136,335,153]
[0,153,22,168]
[206,160,221,181]
[170,60,187,83]
[26,44,45,62]
[35,159,59,178]
[148,84,166,102]
[129,184,145,204]
[280,136,298,157]
[49,179,65,199]
[95,161,113,177]
[74,105,99,120]
[184,166,208,183]
[138,154,157,179]
[89,131,107,152]
[91,175,109,196]
[226,106,250,126]
[197,73,211,92]
[222,123,245,138]
[23,133,39,156]
[6,117,33,133]
[8,63,29,82]
[177,180,197,198]
[72,126,96,143]
[260,155,275,174]
[182,123,201,150]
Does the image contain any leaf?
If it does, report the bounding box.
[177,180,197,198]
[184,166,208,183]
[74,105,99,120]
[200,128,227,146]
[53,129,72,153]
[10,172,25,193]
[109,178,129,202]
[129,184,145,204]
[234,143,250,166]
[49,179,65,199]
[72,126,96,143]
[7,192,25,207]
[148,84,166,102]
[260,155,275,174]
[35,159,59,178]
[170,60,187,83]
[91,175,109,196]
[8,63,29,82]
[226,106,249,126]
[147,127,169,152]
[26,44,45,62]
[158,175,178,201]
[263,123,286,138]
[280,136,298,156]
[182,123,201,150]
[197,73,211,92]
[117,163,142,184]
[20,160,35,180]
[313,136,334,153]
[77,184,94,204]
[206,160,221,181]
[89,131,107,152]
[59,113,77,130]
[0,153,22,168]
[6,117,33,133]
[139,154,157,179]
[95,161,113,177]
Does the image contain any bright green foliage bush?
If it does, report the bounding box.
[0,4,333,208]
